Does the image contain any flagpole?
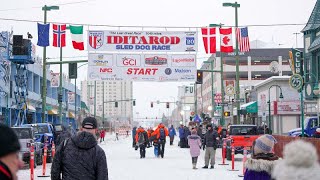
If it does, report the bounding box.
[59,46,63,124]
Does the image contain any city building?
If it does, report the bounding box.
[81,80,133,125]
[196,48,299,124]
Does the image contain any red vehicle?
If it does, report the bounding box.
[225,125,260,160]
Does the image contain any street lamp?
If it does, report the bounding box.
[208,106,213,111]
[222,2,241,123]
[41,5,59,123]
[268,85,284,134]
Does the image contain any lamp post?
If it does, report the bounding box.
[223,2,241,123]
[268,85,284,134]
[41,5,59,123]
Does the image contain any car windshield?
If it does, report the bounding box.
[230,126,257,135]
[37,126,49,134]
[55,125,63,132]
[12,128,32,139]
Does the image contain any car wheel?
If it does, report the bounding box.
[47,156,52,163]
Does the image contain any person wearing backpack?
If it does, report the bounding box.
[151,123,169,158]
[135,127,148,158]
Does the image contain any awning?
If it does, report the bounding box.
[11,104,36,112]
[48,109,58,115]
[68,112,75,118]
[240,101,258,113]
[81,101,89,111]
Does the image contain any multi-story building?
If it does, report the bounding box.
[196,48,299,124]
[81,80,133,124]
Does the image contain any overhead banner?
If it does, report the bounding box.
[87,30,198,52]
[87,53,197,82]
[50,73,60,87]
[68,92,75,104]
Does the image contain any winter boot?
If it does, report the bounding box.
[192,163,197,169]
[202,165,208,169]
[210,165,214,169]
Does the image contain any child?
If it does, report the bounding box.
[187,128,202,169]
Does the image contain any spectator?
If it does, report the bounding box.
[55,126,72,146]
[272,140,320,180]
[168,125,176,145]
[132,127,137,147]
[51,117,108,180]
[202,124,218,169]
[0,124,24,180]
[178,124,186,148]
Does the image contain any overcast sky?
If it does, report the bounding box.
[0,0,317,120]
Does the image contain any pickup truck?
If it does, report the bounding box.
[225,124,260,160]
[288,116,319,137]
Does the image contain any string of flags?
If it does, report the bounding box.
[37,23,84,50]
[201,26,250,54]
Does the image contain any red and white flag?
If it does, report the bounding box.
[52,24,66,47]
[236,27,250,52]
[219,28,233,53]
[201,27,216,54]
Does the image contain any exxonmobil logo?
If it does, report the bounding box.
[107,36,180,45]
[99,68,113,73]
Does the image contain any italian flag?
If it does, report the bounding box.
[70,25,84,50]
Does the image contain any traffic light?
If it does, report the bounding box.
[166,102,169,108]
[133,100,136,106]
[115,101,118,108]
[58,93,63,103]
[196,70,203,84]
[224,111,231,117]
[151,102,153,108]
[68,63,77,79]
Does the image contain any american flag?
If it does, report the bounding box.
[236,27,250,52]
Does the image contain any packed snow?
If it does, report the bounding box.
[18,134,246,180]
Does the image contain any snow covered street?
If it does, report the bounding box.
[18,135,245,180]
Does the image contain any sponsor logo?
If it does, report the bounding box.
[99,68,113,73]
[165,68,172,75]
[89,72,99,79]
[122,57,137,66]
[107,35,181,45]
[186,37,195,45]
[172,57,195,63]
[185,47,196,52]
[127,68,158,75]
[145,56,167,65]
[89,31,104,49]
[93,60,109,66]
[175,69,192,73]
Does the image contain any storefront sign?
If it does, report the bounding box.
[87,30,198,52]
[274,101,300,115]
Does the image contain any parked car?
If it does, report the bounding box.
[22,123,55,163]
[12,127,43,167]
[225,124,260,160]
[288,116,319,137]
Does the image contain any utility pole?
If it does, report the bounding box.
[41,5,59,123]
[59,46,63,124]
[102,81,105,127]
[94,81,96,118]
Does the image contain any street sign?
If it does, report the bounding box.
[218,102,229,106]
[216,106,222,110]
[289,74,303,91]
[225,85,235,96]
[231,99,245,102]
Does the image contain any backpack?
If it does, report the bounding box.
[159,128,165,140]
[138,132,145,144]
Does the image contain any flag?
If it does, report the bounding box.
[70,25,84,50]
[220,28,233,53]
[50,73,59,87]
[236,27,250,52]
[201,27,216,54]
[37,23,50,47]
[52,24,66,47]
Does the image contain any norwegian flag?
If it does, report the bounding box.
[201,27,216,54]
[52,24,66,47]
[236,27,250,52]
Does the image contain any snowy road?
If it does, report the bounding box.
[18,135,245,180]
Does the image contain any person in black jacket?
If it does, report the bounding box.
[55,126,72,146]
[51,117,108,180]
[0,124,24,180]
[202,124,218,169]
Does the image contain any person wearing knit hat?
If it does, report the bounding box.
[244,134,279,180]
[272,140,320,180]
[0,123,24,180]
[187,128,202,169]
[313,128,320,138]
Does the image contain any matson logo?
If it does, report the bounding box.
[127,68,158,75]
[99,68,113,73]
[175,69,192,73]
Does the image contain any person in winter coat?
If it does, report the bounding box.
[169,125,176,145]
[135,127,149,158]
[184,126,191,148]
[55,126,72,146]
[187,129,202,169]
[244,134,279,180]
[51,117,108,180]
[179,124,186,148]
[132,127,137,147]
[100,129,106,143]
[0,124,24,180]
[202,124,218,169]
[151,123,169,158]
[313,128,320,138]
[272,140,320,180]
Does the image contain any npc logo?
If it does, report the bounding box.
[89,31,104,49]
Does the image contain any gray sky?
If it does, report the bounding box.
[0,0,317,119]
